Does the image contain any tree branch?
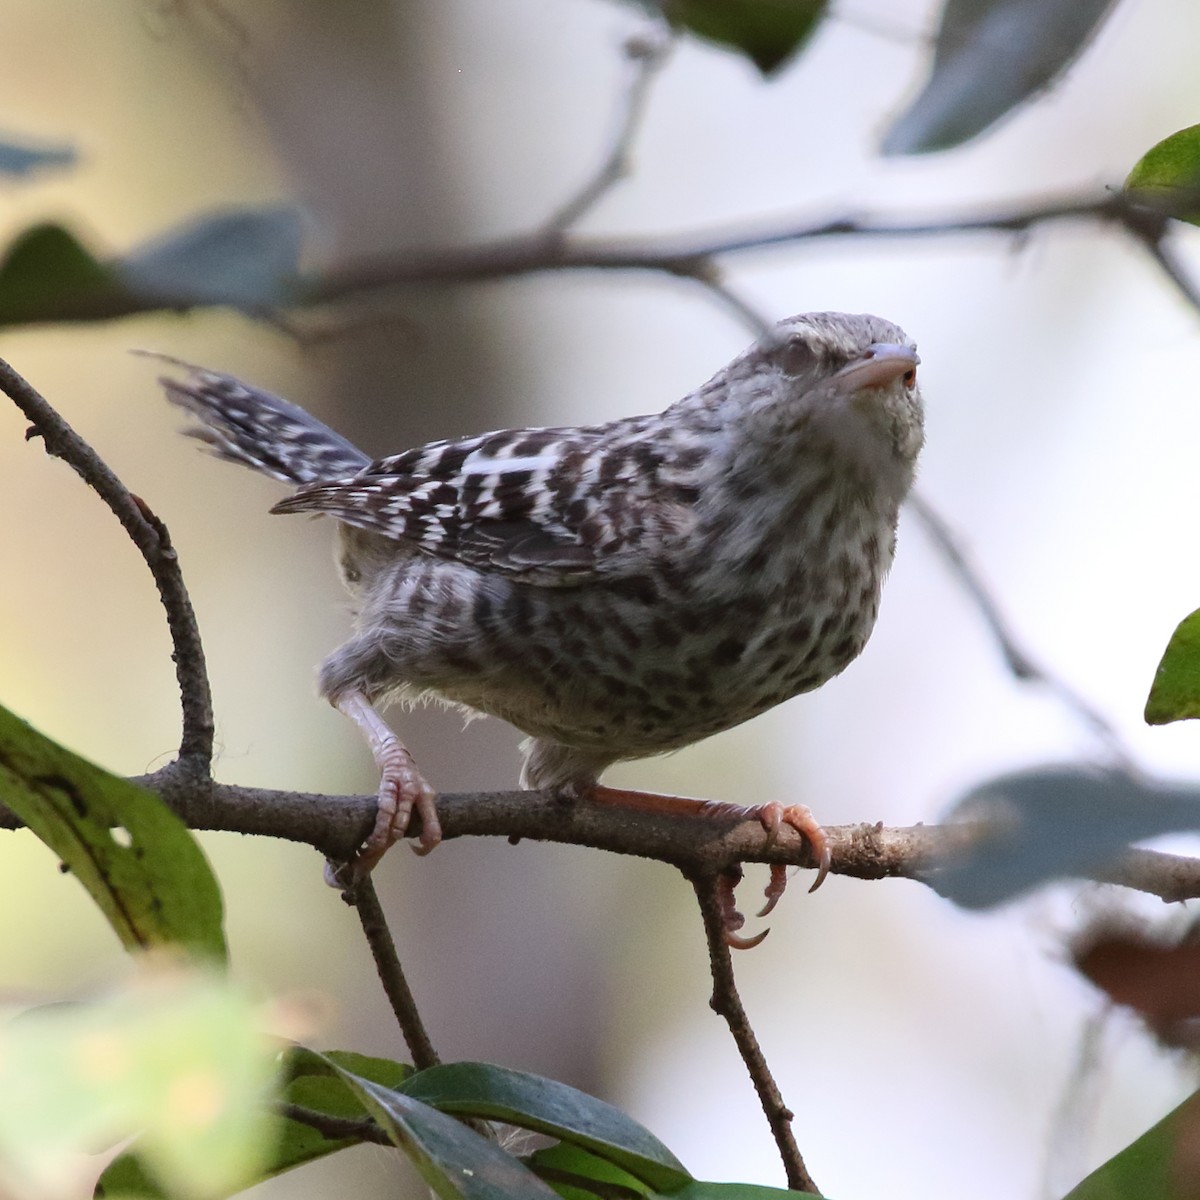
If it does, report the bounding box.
[278,1102,391,1146]
[0,358,214,773]
[692,874,818,1193]
[0,772,1180,907]
[345,876,440,1070]
[306,191,1200,321]
[543,20,673,233]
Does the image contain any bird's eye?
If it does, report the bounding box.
[777,335,817,376]
[903,367,917,388]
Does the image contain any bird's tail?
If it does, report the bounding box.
[141,352,370,486]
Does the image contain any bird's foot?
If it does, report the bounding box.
[326,690,442,889]
[751,801,831,917]
[581,785,829,949]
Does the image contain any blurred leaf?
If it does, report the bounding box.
[317,1056,561,1199]
[644,0,827,75]
[881,0,1120,155]
[13,967,280,1200]
[1146,608,1200,723]
[103,1046,417,1194]
[0,223,134,327]
[0,703,226,962]
[933,766,1200,908]
[1126,127,1200,226]
[401,1062,690,1192]
[1062,1090,1200,1199]
[1075,929,1200,1040]
[95,1152,166,1198]
[0,206,303,328]
[118,206,303,308]
[0,135,75,178]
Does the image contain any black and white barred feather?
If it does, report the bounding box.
[147,353,368,485]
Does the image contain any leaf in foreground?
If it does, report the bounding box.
[402,1061,690,1192]
[1062,1090,1200,1199]
[0,703,226,961]
[882,0,1119,154]
[9,968,280,1200]
[328,1059,561,1199]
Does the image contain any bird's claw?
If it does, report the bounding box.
[326,748,441,889]
[718,802,830,944]
[717,870,770,951]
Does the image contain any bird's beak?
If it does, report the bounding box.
[834,343,919,392]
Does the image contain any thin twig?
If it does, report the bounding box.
[348,875,440,1070]
[278,1102,392,1146]
[543,20,673,233]
[0,357,214,773]
[308,191,1199,316]
[691,874,818,1194]
[907,491,1132,765]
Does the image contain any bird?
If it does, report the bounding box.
[150,312,923,944]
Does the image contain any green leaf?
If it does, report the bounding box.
[1062,1090,1200,1199]
[1145,608,1200,723]
[102,1046,416,1194]
[0,136,75,178]
[526,1143,653,1199]
[934,766,1200,909]
[0,206,303,328]
[659,0,827,76]
[320,1057,560,1199]
[0,224,134,327]
[0,703,226,962]
[16,970,280,1200]
[1126,127,1200,227]
[401,1062,691,1192]
[882,0,1119,154]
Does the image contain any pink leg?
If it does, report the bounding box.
[333,690,441,880]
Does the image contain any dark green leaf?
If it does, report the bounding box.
[326,1060,560,1199]
[658,0,827,75]
[934,766,1200,909]
[118,206,303,308]
[401,1062,691,1192]
[882,0,1119,154]
[1062,1090,1200,1199]
[0,703,226,961]
[0,206,303,328]
[1126,127,1200,227]
[0,136,75,178]
[0,224,134,327]
[95,1151,166,1198]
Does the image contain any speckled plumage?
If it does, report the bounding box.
[155,312,923,876]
